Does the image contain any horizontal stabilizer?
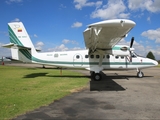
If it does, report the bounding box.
[2,43,14,48]
[3,43,31,50]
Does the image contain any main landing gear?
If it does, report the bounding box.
[90,71,102,81]
[91,69,144,81]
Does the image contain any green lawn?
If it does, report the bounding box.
[0,65,89,119]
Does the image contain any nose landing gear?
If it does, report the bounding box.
[137,68,144,78]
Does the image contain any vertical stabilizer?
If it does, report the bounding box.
[8,22,36,52]
[7,22,36,62]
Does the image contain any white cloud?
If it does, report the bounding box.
[48,44,69,52]
[118,38,129,46]
[0,43,11,58]
[47,38,83,52]
[91,0,130,19]
[147,17,151,22]
[35,41,44,50]
[56,44,68,51]
[60,4,66,9]
[11,18,20,22]
[0,31,8,36]
[6,0,23,4]
[48,44,84,52]
[36,41,44,46]
[74,0,102,10]
[62,39,79,45]
[133,41,146,55]
[128,0,160,13]
[71,47,82,50]
[71,22,83,28]
[62,39,70,44]
[33,34,38,38]
[0,43,4,47]
[141,28,160,43]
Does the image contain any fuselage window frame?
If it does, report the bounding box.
[54,54,59,58]
[96,55,100,59]
[76,55,80,59]
[85,55,89,58]
[90,55,94,59]
[106,55,110,59]
[121,56,124,59]
[115,56,119,59]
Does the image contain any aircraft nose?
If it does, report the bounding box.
[153,60,158,66]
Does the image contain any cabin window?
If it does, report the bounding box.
[106,55,110,59]
[90,55,94,59]
[121,56,124,59]
[115,56,119,59]
[54,54,58,58]
[96,55,100,59]
[85,55,88,58]
[76,55,80,59]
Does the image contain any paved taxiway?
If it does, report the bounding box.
[8,63,160,119]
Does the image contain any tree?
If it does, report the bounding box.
[146,51,156,60]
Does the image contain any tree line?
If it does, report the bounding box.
[146,51,160,64]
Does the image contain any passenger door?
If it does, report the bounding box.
[73,54,83,67]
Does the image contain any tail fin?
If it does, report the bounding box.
[5,22,37,62]
[8,22,36,51]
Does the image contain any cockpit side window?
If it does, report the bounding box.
[131,53,137,58]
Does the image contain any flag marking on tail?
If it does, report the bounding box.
[8,26,23,46]
[18,28,22,32]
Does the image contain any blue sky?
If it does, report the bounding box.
[0,0,160,59]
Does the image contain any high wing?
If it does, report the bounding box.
[83,19,136,53]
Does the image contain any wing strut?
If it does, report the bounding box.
[89,27,102,54]
[99,55,103,67]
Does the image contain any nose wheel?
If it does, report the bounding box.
[137,71,144,78]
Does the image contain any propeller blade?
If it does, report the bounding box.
[130,37,134,48]
[130,51,132,62]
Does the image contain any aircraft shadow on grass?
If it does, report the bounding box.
[23,73,49,78]
[23,71,153,91]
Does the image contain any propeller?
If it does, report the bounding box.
[129,37,135,62]
[130,37,134,48]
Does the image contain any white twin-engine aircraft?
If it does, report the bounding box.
[3,19,158,81]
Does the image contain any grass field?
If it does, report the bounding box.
[0,65,89,119]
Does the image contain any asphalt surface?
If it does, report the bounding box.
[8,63,160,120]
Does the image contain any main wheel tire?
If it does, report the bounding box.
[90,71,95,76]
[137,71,144,78]
[94,73,102,81]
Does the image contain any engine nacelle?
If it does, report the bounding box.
[106,45,133,56]
[107,49,130,56]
